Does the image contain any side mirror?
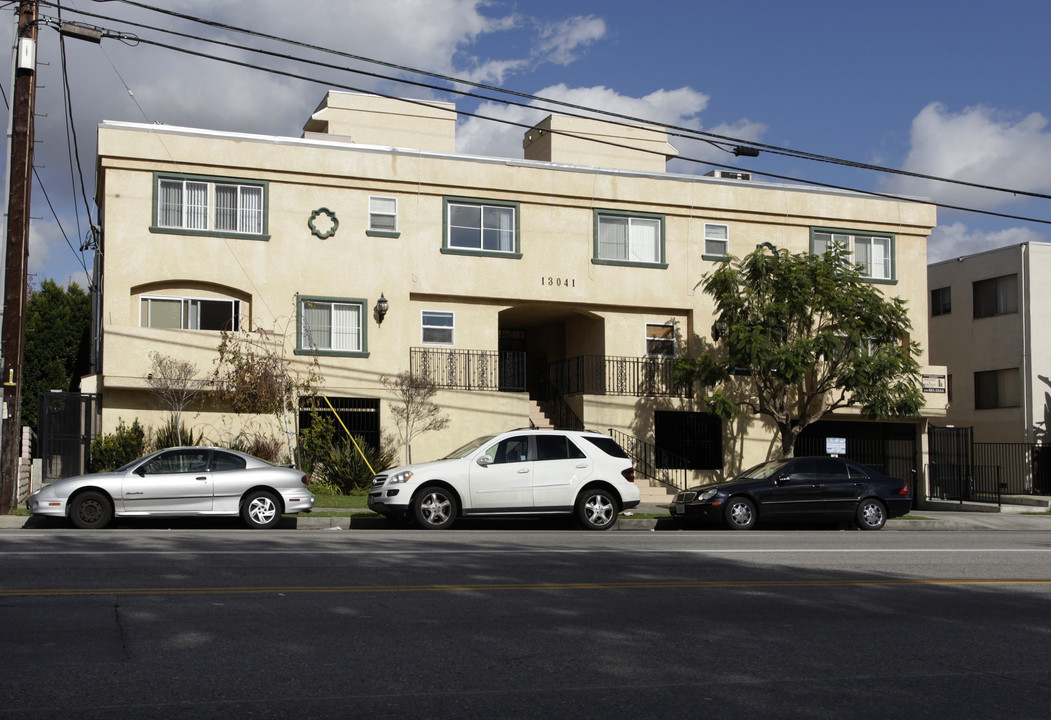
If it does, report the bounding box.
[774,474,790,486]
[476,455,493,467]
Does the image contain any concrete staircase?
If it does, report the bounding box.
[636,475,678,503]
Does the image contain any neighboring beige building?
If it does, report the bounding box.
[928,242,1051,444]
[87,91,944,490]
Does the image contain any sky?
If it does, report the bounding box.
[3,0,1050,289]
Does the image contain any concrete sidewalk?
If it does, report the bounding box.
[3,502,1050,531]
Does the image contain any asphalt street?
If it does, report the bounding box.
[1,528,1049,719]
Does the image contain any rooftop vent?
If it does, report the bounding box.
[705,170,752,181]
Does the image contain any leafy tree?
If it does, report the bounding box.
[673,245,924,459]
[22,279,91,429]
[145,351,208,445]
[382,371,450,464]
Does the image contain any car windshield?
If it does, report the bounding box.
[115,451,161,473]
[442,435,498,460]
[736,459,792,480]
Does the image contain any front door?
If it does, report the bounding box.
[468,435,533,510]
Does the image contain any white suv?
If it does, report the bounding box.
[367,428,640,530]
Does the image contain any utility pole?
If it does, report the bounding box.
[1,0,38,512]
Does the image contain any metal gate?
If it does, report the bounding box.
[37,392,100,482]
[928,425,977,501]
[795,420,918,480]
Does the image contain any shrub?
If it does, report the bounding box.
[226,432,285,463]
[319,434,397,494]
[89,419,148,472]
[297,411,335,476]
[153,417,203,449]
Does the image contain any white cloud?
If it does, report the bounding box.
[927,221,1046,263]
[889,103,1051,209]
[534,16,606,66]
[456,83,713,159]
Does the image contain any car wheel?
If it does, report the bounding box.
[724,496,756,530]
[414,486,457,529]
[242,490,281,529]
[578,488,618,530]
[69,491,113,529]
[856,498,887,531]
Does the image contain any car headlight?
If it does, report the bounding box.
[387,470,414,485]
[697,487,719,502]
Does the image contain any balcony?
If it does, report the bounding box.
[411,347,685,398]
[547,355,687,398]
[411,347,526,391]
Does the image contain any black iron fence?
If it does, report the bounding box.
[928,463,1004,506]
[549,355,686,398]
[411,347,525,391]
[610,428,691,492]
[974,442,1051,495]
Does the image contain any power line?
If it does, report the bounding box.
[78,0,1051,205]
[38,1,1051,226]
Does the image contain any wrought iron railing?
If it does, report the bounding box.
[928,462,1004,506]
[609,428,691,492]
[549,355,686,397]
[410,347,526,391]
[975,442,1051,495]
[535,375,584,430]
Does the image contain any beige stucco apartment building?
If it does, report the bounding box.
[87,91,945,490]
[928,242,1051,444]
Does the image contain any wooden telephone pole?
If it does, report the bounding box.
[1,0,38,511]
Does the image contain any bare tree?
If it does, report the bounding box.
[145,351,209,445]
[382,371,450,464]
[213,325,321,462]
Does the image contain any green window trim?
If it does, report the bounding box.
[592,208,668,269]
[295,294,370,358]
[150,172,270,241]
[809,226,897,285]
[441,196,522,259]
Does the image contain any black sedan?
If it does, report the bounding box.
[669,456,911,530]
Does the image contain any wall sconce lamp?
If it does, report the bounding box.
[375,293,389,325]
[711,319,728,341]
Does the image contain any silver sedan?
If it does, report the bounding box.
[26,446,315,529]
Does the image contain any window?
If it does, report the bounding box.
[974,368,1020,409]
[422,311,454,345]
[485,435,530,464]
[595,210,665,266]
[154,174,267,237]
[141,449,211,475]
[973,275,1018,318]
[704,223,729,257]
[812,230,894,281]
[646,323,675,356]
[931,286,952,316]
[298,296,366,356]
[368,196,398,235]
[444,198,518,255]
[535,435,586,461]
[211,451,247,472]
[140,296,240,331]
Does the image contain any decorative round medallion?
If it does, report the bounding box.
[308,208,339,239]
